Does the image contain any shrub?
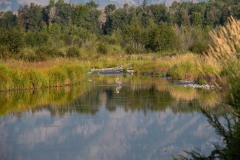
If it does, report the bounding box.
[146,24,181,52]
[97,43,108,54]
[168,61,200,80]
[25,32,49,47]
[66,46,80,58]
[190,40,208,54]
[0,46,10,60]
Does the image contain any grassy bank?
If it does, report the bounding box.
[89,53,220,83]
[0,59,89,91]
[0,52,221,91]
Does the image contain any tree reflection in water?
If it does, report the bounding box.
[179,109,240,160]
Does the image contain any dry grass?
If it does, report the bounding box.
[206,16,240,64]
[205,16,240,107]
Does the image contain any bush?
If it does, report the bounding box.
[97,43,108,54]
[125,45,144,54]
[63,35,83,47]
[146,24,181,52]
[0,46,10,60]
[168,61,200,80]
[190,40,208,54]
[25,32,49,47]
[0,27,25,54]
[66,46,80,58]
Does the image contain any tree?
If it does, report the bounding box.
[191,12,203,27]
[104,4,116,15]
[104,8,130,34]
[0,27,25,54]
[49,0,55,8]
[148,4,169,24]
[0,11,17,28]
[86,1,98,8]
[55,0,72,26]
[122,19,147,53]
[19,3,43,31]
[146,24,181,52]
[142,0,147,9]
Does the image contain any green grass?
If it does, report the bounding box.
[0,61,87,91]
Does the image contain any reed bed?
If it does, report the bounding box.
[205,16,240,107]
[0,59,89,91]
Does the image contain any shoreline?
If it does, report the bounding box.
[0,53,221,91]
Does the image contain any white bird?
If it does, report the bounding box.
[115,86,122,94]
[115,77,122,86]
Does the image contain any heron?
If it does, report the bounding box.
[115,77,122,86]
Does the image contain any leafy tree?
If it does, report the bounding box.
[55,0,72,26]
[204,1,222,27]
[25,32,49,47]
[86,1,98,9]
[191,12,203,27]
[0,27,25,54]
[104,4,116,15]
[121,19,147,53]
[142,0,147,9]
[20,3,43,31]
[0,11,17,28]
[146,23,181,52]
[104,8,130,34]
[147,4,169,24]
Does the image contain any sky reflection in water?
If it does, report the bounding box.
[0,76,225,160]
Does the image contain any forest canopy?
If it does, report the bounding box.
[0,0,239,61]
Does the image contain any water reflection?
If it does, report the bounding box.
[178,109,240,159]
[0,75,228,160]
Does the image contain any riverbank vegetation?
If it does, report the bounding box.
[0,59,88,91]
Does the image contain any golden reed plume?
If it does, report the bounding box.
[207,16,240,63]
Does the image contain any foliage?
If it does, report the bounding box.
[205,16,240,106]
[97,43,108,54]
[0,27,25,54]
[25,32,49,47]
[146,23,181,52]
[66,46,80,58]
[0,0,239,59]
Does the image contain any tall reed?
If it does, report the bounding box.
[0,61,87,91]
[205,16,240,108]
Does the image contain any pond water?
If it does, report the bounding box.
[0,75,227,160]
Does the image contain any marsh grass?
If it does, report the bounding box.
[0,59,88,91]
[204,16,240,107]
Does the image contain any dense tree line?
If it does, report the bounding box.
[0,0,239,61]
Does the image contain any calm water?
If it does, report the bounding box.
[0,76,227,160]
